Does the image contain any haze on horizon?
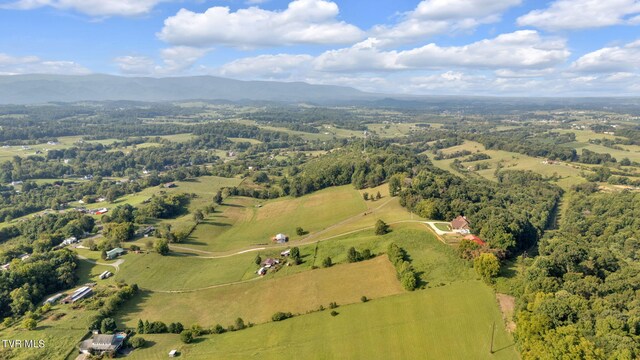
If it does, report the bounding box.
[1,0,640,97]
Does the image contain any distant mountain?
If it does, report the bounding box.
[0,74,374,104]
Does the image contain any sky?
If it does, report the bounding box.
[1,0,640,96]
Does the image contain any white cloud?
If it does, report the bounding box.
[372,0,521,46]
[159,46,209,73]
[517,0,640,30]
[571,40,640,72]
[114,46,209,75]
[412,0,521,19]
[2,0,164,17]
[158,0,364,48]
[0,53,90,75]
[312,31,569,72]
[113,56,156,75]
[218,54,313,79]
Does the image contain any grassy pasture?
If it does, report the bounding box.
[116,256,403,328]
[125,281,517,360]
[114,251,258,291]
[429,140,587,190]
[184,185,367,252]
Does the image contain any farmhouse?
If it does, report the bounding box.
[106,248,125,260]
[463,234,487,246]
[262,258,280,268]
[62,236,79,246]
[451,216,471,234]
[61,286,93,304]
[79,333,126,356]
[272,233,289,243]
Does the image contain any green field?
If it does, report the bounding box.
[429,140,588,190]
[116,256,403,327]
[125,281,517,360]
[114,251,258,291]
[184,185,368,252]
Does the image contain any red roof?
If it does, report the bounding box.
[464,235,486,246]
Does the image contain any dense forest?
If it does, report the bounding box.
[398,168,562,254]
[516,189,640,358]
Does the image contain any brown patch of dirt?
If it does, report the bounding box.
[496,293,516,332]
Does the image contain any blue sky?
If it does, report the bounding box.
[1,0,640,96]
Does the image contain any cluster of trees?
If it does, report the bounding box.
[433,149,472,160]
[0,211,95,262]
[399,168,562,254]
[0,250,78,318]
[462,153,491,162]
[516,190,640,358]
[387,243,417,291]
[578,149,617,164]
[86,283,138,331]
[286,143,421,197]
[271,312,293,322]
[468,130,578,161]
[136,319,184,334]
[136,193,191,220]
[347,247,374,263]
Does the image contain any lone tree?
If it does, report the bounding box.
[214,190,223,205]
[376,191,382,200]
[322,257,332,268]
[137,319,144,334]
[290,247,301,264]
[474,253,501,283]
[296,227,306,236]
[347,247,362,263]
[254,254,262,266]
[375,219,390,235]
[363,192,369,201]
[154,238,170,256]
[22,318,37,331]
[180,330,194,344]
[129,336,146,349]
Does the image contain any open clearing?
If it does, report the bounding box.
[184,185,368,252]
[116,256,403,327]
[125,281,517,360]
[429,140,588,190]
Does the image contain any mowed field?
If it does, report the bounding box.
[184,185,368,252]
[124,281,517,360]
[116,256,403,327]
[555,129,640,164]
[429,140,587,190]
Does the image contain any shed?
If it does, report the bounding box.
[169,349,178,357]
[106,248,125,260]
